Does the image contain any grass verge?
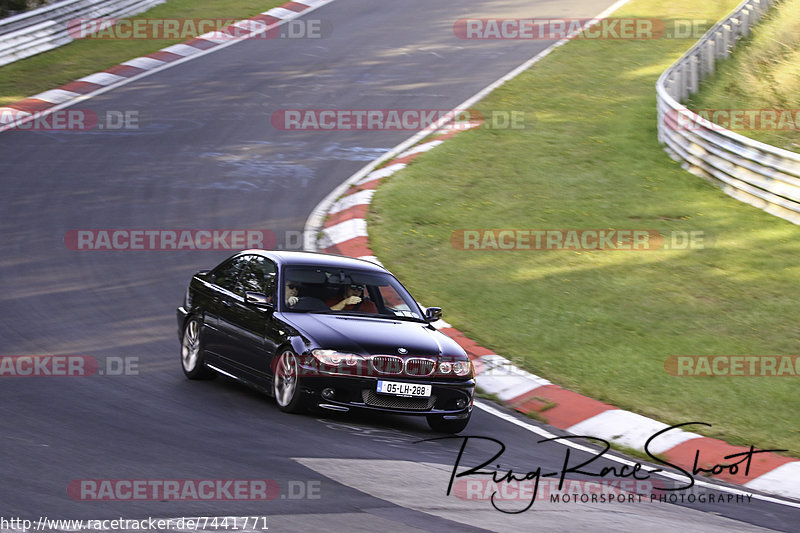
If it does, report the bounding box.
[687,0,800,152]
[370,0,800,457]
[0,0,286,106]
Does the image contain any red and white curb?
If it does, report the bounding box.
[0,0,335,133]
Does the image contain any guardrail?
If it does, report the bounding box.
[656,0,800,225]
[0,0,166,67]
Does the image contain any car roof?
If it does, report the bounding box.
[237,249,390,273]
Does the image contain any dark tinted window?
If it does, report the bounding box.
[240,256,277,299]
[212,256,249,295]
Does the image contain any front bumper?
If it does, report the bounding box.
[297,369,475,417]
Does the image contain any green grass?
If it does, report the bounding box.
[687,0,800,152]
[0,0,286,106]
[370,0,800,457]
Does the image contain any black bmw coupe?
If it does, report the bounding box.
[177,250,475,432]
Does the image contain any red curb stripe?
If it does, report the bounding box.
[58,81,103,95]
[324,205,369,227]
[662,437,794,486]
[145,51,183,64]
[509,384,615,429]
[324,236,372,258]
[344,179,382,194]
[5,99,53,114]
[105,64,146,77]
[183,38,218,50]
[283,2,310,12]
[390,154,424,166]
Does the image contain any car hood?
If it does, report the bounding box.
[279,312,464,356]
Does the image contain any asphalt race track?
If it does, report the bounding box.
[0,0,798,531]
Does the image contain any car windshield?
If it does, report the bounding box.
[282,265,424,320]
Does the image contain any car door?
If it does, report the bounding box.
[233,256,280,380]
[204,255,249,364]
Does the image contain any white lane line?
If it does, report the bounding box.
[474,400,800,509]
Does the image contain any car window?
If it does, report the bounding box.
[283,265,423,320]
[212,256,250,295]
[241,256,277,301]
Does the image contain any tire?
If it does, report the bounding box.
[273,348,305,413]
[180,317,216,380]
[427,414,470,434]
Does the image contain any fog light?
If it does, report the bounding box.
[455,399,467,409]
[321,388,335,400]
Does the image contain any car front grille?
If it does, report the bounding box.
[362,390,436,411]
[369,355,436,376]
[370,355,404,375]
[404,358,435,376]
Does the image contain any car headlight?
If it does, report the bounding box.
[311,349,364,366]
[453,360,473,377]
[438,359,473,377]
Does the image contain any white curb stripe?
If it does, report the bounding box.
[78,72,125,86]
[197,31,231,43]
[397,140,444,159]
[122,56,166,70]
[357,255,383,266]
[30,89,80,104]
[161,44,202,57]
[358,163,407,185]
[567,410,704,454]
[294,0,327,6]
[744,462,800,499]
[322,218,367,246]
[264,7,296,19]
[329,190,375,215]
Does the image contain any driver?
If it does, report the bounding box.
[327,284,377,313]
[285,281,300,308]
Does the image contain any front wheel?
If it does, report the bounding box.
[180,317,216,380]
[273,349,305,413]
[427,414,470,434]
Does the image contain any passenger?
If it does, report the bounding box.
[327,284,377,313]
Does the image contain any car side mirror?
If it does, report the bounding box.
[424,307,442,322]
[245,291,274,311]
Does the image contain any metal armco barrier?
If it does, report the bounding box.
[656,0,800,225]
[0,0,166,67]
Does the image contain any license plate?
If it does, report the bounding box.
[376,380,431,397]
